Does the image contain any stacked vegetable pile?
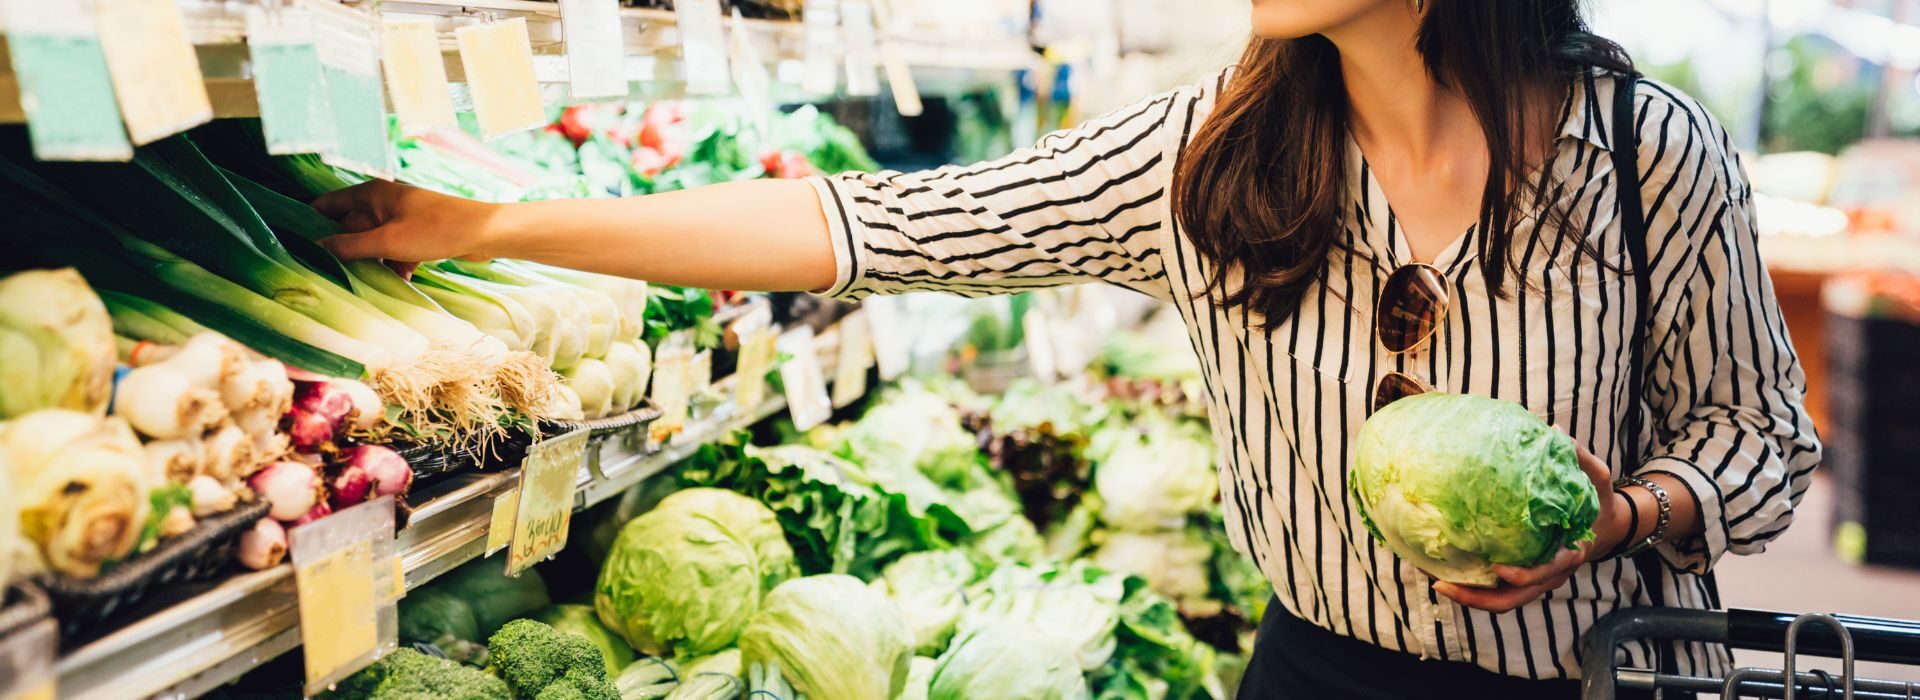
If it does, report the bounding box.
[0,270,289,583]
[372,377,1257,700]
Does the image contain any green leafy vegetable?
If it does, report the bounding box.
[1348,392,1598,587]
[738,575,912,700]
[595,488,796,656]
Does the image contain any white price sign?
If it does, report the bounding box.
[832,311,874,408]
[778,326,832,431]
[861,296,910,380]
[841,0,879,97]
[559,0,628,98]
[675,0,731,95]
[800,0,841,96]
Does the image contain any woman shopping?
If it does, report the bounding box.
[314,1,1821,696]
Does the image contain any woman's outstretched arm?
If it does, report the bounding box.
[314,177,839,292]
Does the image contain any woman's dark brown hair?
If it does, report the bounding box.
[1172,1,1632,324]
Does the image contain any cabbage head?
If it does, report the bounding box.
[960,564,1119,672]
[595,488,796,656]
[738,574,912,700]
[1091,416,1217,531]
[1349,392,1598,587]
[870,551,976,655]
[929,624,1090,700]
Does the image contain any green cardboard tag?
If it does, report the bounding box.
[0,0,132,160]
[311,0,393,178]
[246,5,336,154]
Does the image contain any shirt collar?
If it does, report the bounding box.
[1557,69,1616,152]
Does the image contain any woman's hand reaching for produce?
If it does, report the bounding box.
[311,178,838,293]
[1433,443,1628,613]
[314,180,503,273]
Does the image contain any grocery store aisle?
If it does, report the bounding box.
[1715,474,1920,682]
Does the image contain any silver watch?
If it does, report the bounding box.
[1614,475,1671,559]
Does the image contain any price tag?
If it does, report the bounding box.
[559,0,628,98]
[246,5,335,155]
[456,18,547,139]
[800,0,841,96]
[879,44,923,117]
[94,0,213,145]
[675,0,731,95]
[0,617,56,700]
[832,311,874,408]
[507,428,588,576]
[733,323,778,410]
[381,19,458,135]
[311,0,393,178]
[291,497,399,696]
[486,486,520,555]
[649,331,694,440]
[840,0,879,97]
[0,0,132,161]
[778,326,832,431]
[861,296,910,380]
[1023,308,1058,381]
[728,7,773,127]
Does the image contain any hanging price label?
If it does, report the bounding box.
[861,296,910,380]
[381,19,458,135]
[800,0,841,96]
[675,0,731,95]
[486,486,519,555]
[832,310,874,408]
[730,307,776,409]
[840,0,879,97]
[94,0,213,145]
[691,350,714,395]
[869,0,921,116]
[507,428,588,576]
[456,18,547,139]
[246,5,335,155]
[1023,308,1058,382]
[0,0,133,161]
[0,615,56,700]
[311,0,392,178]
[778,326,832,431]
[649,331,695,440]
[728,7,774,128]
[291,496,399,696]
[559,0,628,98]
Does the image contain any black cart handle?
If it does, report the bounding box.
[1729,609,1920,665]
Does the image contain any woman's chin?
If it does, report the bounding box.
[1249,0,1394,39]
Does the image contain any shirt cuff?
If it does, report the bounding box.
[1636,455,1728,575]
[805,175,863,300]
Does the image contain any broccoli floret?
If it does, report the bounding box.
[326,648,512,700]
[485,619,617,699]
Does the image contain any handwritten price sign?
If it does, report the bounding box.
[506,428,588,576]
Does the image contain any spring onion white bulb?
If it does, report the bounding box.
[168,333,247,391]
[143,438,202,485]
[562,359,616,419]
[200,423,256,482]
[113,364,227,440]
[188,474,236,516]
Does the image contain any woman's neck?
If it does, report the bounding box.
[1325,7,1480,170]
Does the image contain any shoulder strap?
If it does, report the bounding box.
[1612,72,1651,476]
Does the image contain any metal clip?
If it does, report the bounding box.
[1784,613,1855,700]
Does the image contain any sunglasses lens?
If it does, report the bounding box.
[1372,372,1432,411]
[1377,264,1449,354]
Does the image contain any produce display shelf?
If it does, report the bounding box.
[49,320,853,700]
[0,0,1036,124]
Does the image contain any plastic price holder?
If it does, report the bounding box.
[861,296,910,380]
[832,310,874,408]
[487,486,520,556]
[559,0,628,99]
[245,4,336,155]
[456,18,547,140]
[0,617,56,700]
[291,496,399,696]
[800,0,841,96]
[311,0,393,178]
[0,0,133,161]
[691,349,714,394]
[94,0,213,145]
[778,326,832,431]
[381,19,458,135]
[840,0,879,97]
[727,7,774,128]
[1022,308,1059,381]
[504,427,587,576]
[730,306,777,410]
[674,0,731,95]
[649,331,695,441]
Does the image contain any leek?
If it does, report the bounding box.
[99,291,194,345]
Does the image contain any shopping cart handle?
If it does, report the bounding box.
[1728,608,1920,664]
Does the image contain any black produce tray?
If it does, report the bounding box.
[541,402,664,438]
[0,581,51,639]
[41,499,271,638]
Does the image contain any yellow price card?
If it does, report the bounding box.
[487,486,521,555]
[507,429,588,576]
[290,496,398,695]
[382,19,458,134]
[456,18,546,139]
[94,0,213,144]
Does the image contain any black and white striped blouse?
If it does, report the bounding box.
[805,69,1821,680]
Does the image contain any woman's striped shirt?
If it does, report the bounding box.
[803,69,1821,680]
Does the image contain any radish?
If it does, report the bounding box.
[237,518,287,570]
[248,461,320,522]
